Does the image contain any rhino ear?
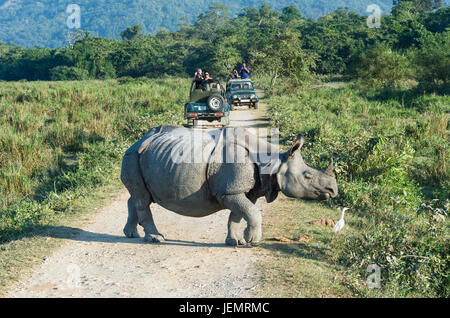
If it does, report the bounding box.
[289,134,305,158]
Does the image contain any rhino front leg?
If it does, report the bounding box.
[225,211,247,246]
[223,194,262,246]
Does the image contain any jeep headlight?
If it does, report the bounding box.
[231,95,238,99]
[250,94,257,99]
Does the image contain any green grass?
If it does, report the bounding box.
[263,80,449,297]
[258,195,356,297]
[0,77,189,242]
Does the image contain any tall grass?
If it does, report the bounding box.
[265,81,449,297]
[0,78,189,242]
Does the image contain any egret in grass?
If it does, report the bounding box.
[334,207,349,233]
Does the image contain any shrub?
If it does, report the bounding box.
[351,43,413,88]
[414,30,450,92]
[265,82,449,297]
[50,66,90,81]
[337,199,449,297]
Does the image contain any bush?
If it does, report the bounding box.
[414,30,450,92]
[265,82,449,297]
[337,199,449,297]
[351,43,413,88]
[50,66,90,81]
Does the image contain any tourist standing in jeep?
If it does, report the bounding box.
[194,68,204,89]
[227,69,240,81]
[239,63,250,79]
[203,71,220,90]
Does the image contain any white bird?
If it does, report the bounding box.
[334,207,349,233]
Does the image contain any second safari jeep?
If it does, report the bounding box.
[226,79,259,110]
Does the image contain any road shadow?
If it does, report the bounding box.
[260,240,333,264]
[3,225,237,249]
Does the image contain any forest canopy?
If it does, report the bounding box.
[0,1,448,92]
[0,0,394,48]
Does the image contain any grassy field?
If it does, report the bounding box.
[0,77,190,290]
[0,77,189,243]
[258,80,449,297]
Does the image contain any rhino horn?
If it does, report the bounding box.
[324,158,334,176]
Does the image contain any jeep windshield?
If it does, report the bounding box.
[230,82,254,90]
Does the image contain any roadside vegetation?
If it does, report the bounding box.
[0,78,188,243]
[262,81,449,297]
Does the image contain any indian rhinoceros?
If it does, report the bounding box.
[120,125,337,246]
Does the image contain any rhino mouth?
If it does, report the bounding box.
[317,192,331,201]
[312,186,335,200]
[302,191,330,201]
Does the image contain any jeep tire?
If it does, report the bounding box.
[207,94,225,112]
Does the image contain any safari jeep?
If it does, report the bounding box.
[184,79,231,127]
[226,79,259,110]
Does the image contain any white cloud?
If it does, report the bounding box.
[0,0,20,10]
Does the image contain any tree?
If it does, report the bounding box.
[300,9,368,74]
[250,29,316,94]
[414,30,450,90]
[194,3,230,38]
[120,24,142,41]
[393,0,443,14]
[204,38,241,77]
[351,43,413,88]
[281,6,302,23]
[421,6,450,33]
[50,66,89,80]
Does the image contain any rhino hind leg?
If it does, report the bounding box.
[225,211,247,246]
[124,196,164,243]
[136,204,165,243]
[223,194,262,247]
[123,198,140,238]
[121,151,164,243]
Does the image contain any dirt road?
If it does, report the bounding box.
[7,92,270,298]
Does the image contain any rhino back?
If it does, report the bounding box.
[138,126,223,216]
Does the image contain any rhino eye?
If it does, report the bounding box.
[304,172,313,179]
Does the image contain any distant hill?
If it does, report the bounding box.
[0,0,393,48]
